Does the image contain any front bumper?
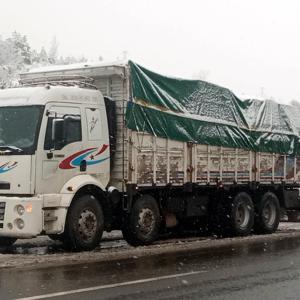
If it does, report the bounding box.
[0,196,43,238]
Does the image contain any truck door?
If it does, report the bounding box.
[35,105,83,194]
[83,107,110,183]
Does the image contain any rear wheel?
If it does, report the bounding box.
[122,195,161,246]
[63,195,104,251]
[254,192,280,234]
[0,237,16,247]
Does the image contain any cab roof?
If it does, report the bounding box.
[0,85,103,107]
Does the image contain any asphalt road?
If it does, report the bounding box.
[2,233,300,300]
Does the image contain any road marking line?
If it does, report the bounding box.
[16,270,206,300]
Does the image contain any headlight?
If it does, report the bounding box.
[15,205,25,216]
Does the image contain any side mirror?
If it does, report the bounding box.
[52,119,64,149]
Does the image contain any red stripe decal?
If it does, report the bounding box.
[59,148,96,169]
[95,144,109,156]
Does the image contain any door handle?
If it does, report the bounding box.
[80,160,87,172]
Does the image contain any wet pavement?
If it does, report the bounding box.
[1,228,300,299]
[3,222,300,256]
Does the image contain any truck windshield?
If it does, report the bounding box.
[0,105,44,154]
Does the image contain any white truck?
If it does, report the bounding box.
[0,61,299,251]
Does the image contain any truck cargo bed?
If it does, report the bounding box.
[128,132,300,186]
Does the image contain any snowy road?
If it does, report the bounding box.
[1,223,300,299]
[0,222,300,270]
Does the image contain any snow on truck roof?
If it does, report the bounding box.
[23,60,127,75]
[0,86,102,107]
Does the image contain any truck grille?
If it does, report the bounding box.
[0,202,5,224]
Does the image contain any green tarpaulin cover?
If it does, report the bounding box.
[126,61,300,155]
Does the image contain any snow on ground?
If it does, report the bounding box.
[278,222,300,231]
[1,223,300,270]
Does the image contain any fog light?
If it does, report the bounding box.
[16,205,25,216]
[7,223,13,230]
[15,218,25,230]
[25,203,33,213]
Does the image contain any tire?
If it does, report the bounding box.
[63,195,104,251]
[254,192,280,234]
[228,192,254,236]
[0,237,16,247]
[122,195,161,246]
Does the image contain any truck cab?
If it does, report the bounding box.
[0,81,113,250]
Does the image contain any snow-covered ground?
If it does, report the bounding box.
[1,223,300,270]
[278,222,300,231]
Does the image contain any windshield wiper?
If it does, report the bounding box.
[0,146,24,154]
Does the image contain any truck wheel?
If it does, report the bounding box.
[0,237,16,247]
[122,195,161,246]
[229,192,254,236]
[63,195,104,251]
[254,192,280,234]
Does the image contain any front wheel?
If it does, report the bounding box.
[63,195,104,251]
[122,195,161,246]
[254,192,280,234]
[0,237,17,247]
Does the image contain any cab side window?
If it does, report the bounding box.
[64,116,82,145]
[44,106,82,150]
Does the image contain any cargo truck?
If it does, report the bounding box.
[0,60,299,251]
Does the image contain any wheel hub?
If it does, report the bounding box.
[138,208,155,235]
[78,209,97,241]
[235,202,250,228]
[262,200,276,226]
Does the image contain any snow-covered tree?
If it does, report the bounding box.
[0,34,25,87]
[9,31,32,65]
[48,36,58,64]
[38,47,49,64]
[57,55,88,65]
[0,31,91,87]
[31,49,40,64]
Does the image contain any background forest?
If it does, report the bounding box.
[0,32,88,87]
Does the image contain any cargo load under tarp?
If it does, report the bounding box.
[126,61,300,155]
